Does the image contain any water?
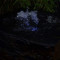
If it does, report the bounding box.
[47,16,56,23]
[15,9,39,31]
[14,9,59,32]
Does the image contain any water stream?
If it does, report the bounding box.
[14,9,59,32]
[14,9,39,31]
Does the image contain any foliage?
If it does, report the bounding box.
[0,0,60,14]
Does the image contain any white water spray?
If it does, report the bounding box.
[15,8,39,31]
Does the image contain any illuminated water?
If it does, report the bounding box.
[14,9,59,32]
[15,9,39,31]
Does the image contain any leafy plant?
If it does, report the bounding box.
[0,0,60,14]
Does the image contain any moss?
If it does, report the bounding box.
[0,0,60,15]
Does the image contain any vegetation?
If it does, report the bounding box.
[0,0,60,14]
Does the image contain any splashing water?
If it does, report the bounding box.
[15,9,39,31]
[47,16,56,23]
